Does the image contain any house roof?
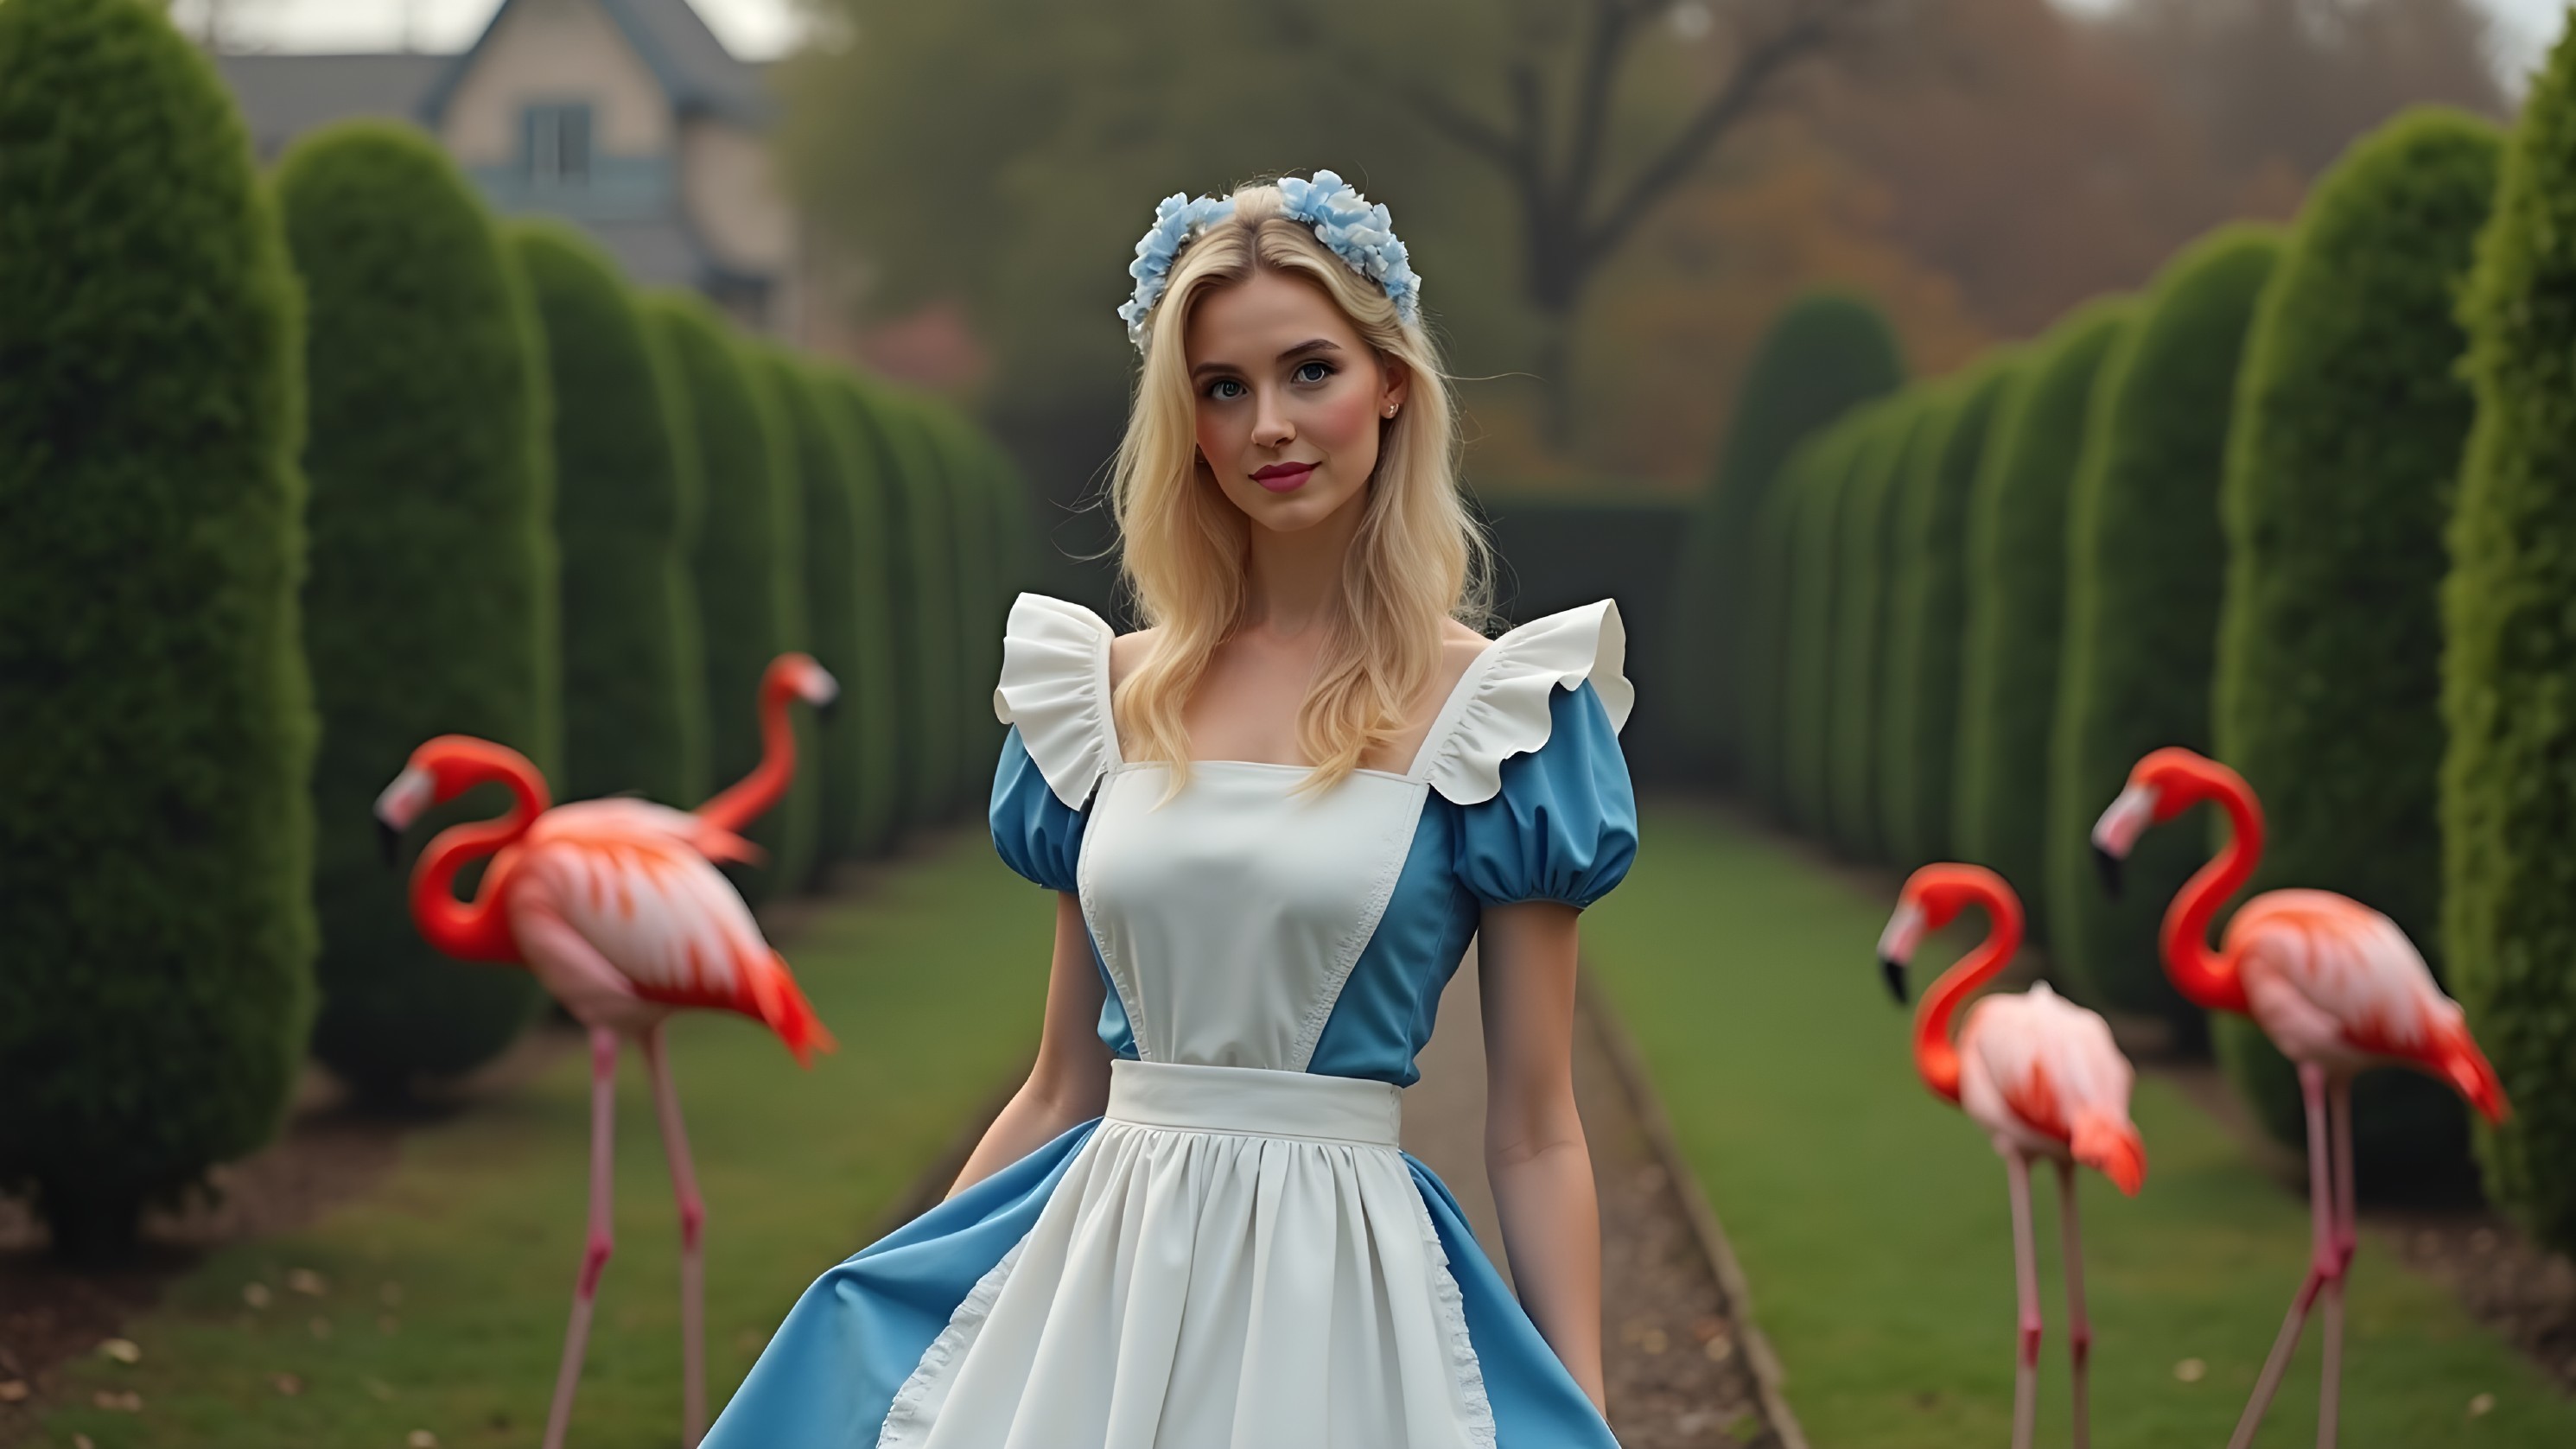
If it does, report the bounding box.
[417,0,774,131]
[216,54,450,158]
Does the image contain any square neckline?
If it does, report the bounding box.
[1091,626,1507,785]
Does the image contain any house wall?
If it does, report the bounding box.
[441,0,670,167]
[680,118,795,275]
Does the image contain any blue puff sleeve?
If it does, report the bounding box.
[989,726,1086,892]
[1453,681,1638,908]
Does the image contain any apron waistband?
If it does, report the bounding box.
[1104,1058,1402,1149]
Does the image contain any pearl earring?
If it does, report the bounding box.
[1383,403,1399,418]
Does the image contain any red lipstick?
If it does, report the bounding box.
[1250,461,1317,493]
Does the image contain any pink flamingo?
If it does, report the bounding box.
[375,735,836,1449]
[1878,863,2146,1449]
[697,652,837,836]
[2089,746,2507,1449]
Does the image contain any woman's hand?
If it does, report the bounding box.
[1478,899,1609,1416]
[945,893,1112,1198]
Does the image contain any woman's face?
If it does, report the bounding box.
[1185,270,1409,536]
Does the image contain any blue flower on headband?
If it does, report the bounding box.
[1278,169,1422,327]
[1118,192,1237,348]
[1117,171,1425,351]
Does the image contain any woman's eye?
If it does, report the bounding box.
[1206,378,1245,401]
[1294,360,1333,384]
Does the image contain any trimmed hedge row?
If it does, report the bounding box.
[0,0,317,1254]
[2045,225,2282,1039]
[1950,300,2131,944]
[2445,26,2576,1252]
[2216,109,2501,1188]
[281,123,556,1100]
[1829,402,1930,862]
[646,294,817,905]
[0,0,1037,1243]
[1742,433,1846,817]
[1670,293,1905,779]
[1784,417,1869,837]
[512,221,707,810]
[1880,359,2017,871]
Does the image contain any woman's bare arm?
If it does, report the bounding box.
[1478,899,1607,1413]
[945,892,1113,1198]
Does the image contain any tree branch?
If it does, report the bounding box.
[1561,0,1647,219]
[1576,0,1865,269]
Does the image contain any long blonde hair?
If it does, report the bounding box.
[1110,180,1489,792]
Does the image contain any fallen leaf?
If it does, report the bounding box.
[2470,1393,2496,1418]
[287,1268,328,1297]
[242,1282,272,1310]
[73,1435,94,1449]
[0,1381,26,1402]
[270,1373,302,1397]
[408,1432,440,1448]
[2175,1358,2208,1383]
[98,1338,140,1365]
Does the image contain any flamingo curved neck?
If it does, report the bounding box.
[2161,772,2258,1016]
[411,762,546,963]
[1916,889,2022,1104]
[698,672,797,835]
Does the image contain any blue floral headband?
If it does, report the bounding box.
[1117,169,1422,351]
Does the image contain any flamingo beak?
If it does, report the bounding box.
[808,664,842,724]
[2089,784,2157,899]
[372,766,434,869]
[1876,902,1924,1006]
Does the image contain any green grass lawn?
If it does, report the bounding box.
[1582,801,2573,1446]
[30,829,1053,1449]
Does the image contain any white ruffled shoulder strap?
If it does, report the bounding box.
[991,593,1122,807]
[1408,600,1632,806]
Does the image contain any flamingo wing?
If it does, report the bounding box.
[2230,891,2504,1120]
[1961,986,2147,1193]
[512,803,835,1065]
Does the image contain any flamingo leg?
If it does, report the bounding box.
[2004,1147,2041,1449]
[2057,1159,2090,1449]
[642,1025,709,1448]
[2228,1063,2336,1449]
[544,1027,621,1449]
[2317,1077,2356,1449]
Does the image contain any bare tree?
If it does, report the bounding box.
[1281,0,1889,447]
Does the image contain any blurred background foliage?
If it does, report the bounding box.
[776,0,2509,524]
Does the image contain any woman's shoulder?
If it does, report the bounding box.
[1107,625,1159,691]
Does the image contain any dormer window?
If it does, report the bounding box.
[522,103,593,189]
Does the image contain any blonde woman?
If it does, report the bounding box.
[709,172,1637,1449]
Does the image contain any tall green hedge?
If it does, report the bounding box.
[1670,293,1905,779]
[767,353,868,877]
[0,0,316,1252]
[280,124,556,1097]
[1784,424,1867,836]
[645,296,814,901]
[1829,401,1930,861]
[2214,111,2501,1190]
[512,221,705,809]
[1952,300,2133,944]
[1881,359,2017,871]
[817,371,908,856]
[867,390,962,823]
[925,406,1004,793]
[2048,226,2282,1035]
[1742,433,1843,817]
[2443,30,2576,1252]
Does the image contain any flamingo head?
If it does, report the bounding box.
[373,734,550,866]
[766,652,841,722]
[1878,863,2018,1006]
[2089,747,2247,897]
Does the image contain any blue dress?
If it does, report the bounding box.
[707,594,1639,1449]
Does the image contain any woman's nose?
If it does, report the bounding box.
[1250,390,1294,448]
